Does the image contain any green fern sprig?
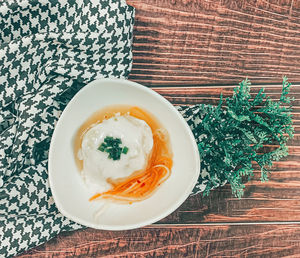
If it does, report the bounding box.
[196,77,294,198]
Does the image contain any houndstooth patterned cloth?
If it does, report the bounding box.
[0,0,224,256]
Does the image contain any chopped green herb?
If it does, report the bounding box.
[98,146,105,152]
[193,76,294,199]
[97,143,106,152]
[122,146,129,154]
[98,136,129,160]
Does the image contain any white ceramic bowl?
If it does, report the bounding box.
[49,78,200,230]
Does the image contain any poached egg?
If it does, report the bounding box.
[78,114,153,192]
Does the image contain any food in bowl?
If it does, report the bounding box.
[49,78,200,230]
[74,105,173,204]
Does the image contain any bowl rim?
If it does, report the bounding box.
[48,78,200,230]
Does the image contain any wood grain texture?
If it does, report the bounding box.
[127,0,300,86]
[18,0,300,256]
[19,225,300,257]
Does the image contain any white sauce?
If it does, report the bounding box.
[79,114,153,192]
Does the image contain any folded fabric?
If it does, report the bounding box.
[0,0,136,256]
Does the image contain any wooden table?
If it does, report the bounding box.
[20,0,300,257]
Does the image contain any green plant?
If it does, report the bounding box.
[196,77,294,198]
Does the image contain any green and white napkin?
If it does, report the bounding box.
[0,0,136,256]
[0,0,293,257]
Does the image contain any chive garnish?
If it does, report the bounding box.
[97,143,106,152]
[98,136,129,160]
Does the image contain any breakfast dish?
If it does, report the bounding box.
[49,78,200,230]
[74,105,173,204]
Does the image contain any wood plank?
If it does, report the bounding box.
[152,83,300,105]
[19,224,300,257]
[127,0,300,86]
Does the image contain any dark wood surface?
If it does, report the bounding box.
[20,0,300,257]
[19,225,300,257]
